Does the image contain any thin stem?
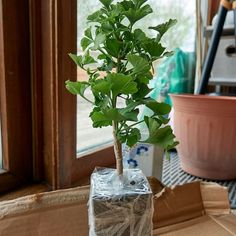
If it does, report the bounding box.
[119,118,151,133]
[81,95,94,104]
[112,121,123,176]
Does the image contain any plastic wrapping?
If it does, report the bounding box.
[149,48,195,106]
[88,168,153,236]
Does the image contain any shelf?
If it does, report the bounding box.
[204,24,234,38]
[209,77,236,86]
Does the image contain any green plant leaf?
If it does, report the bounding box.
[144,118,175,148]
[119,1,135,11]
[107,73,138,97]
[105,38,123,58]
[90,110,112,128]
[103,108,125,121]
[149,19,177,41]
[93,33,106,49]
[133,29,147,42]
[87,10,102,22]
[127,54,150,75]
[81,37,93,51]
[99,0,114,8]
[101,21,114,34]
[84,27,93,40]
[124,4,152,25]
[119,108,139,121]
[142,41,165,58]
[133,0,148,9]
[65,80,89,98]
[144,99,171,115]
[83,53,97,65]
[132,84,151,99]
[69,53,83,68]
[92,79,110,96]
[121,100,141,113]
[126,128,141,147]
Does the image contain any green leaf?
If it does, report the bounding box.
[127,54,150,75]
[65,80,89,98]
[90,110,112,128]
[149,19,177,41]
[132,84,151,99]
[69,53,83,68]
[133,29,147,42]
[101,21,113,34]
[162,51,174,58]
[144,116,161,132]
[103,108,125,121]
[133,0,148,9]
[92,79,110,96]
[99,0,114,8]
[87,10,102,22]
[120,101,141,113]
[83,53,97,65]
[126,128,141,147]
[84,27,93,40]
[144,119,175,148]
[166,141,179,151]
[105,39,123,58]
[119,1,135,11]
[99,96,110,109]
[107,73,138,97]
[93,33,106,49]
[144,99,171,115]
[81,37,92,51]
[142,41,165,58]
[119,108,139,121]
[124,4,152,25]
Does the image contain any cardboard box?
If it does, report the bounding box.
[0,180,235,236]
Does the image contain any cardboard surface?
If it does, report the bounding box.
[0,181,235,236]
[154,215,236,236]
[153,181,204,228]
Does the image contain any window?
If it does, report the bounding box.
[76,0,113,155]
[0,0,196,194]
[0,0,33,193]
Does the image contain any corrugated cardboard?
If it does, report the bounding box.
[0,181,235,236]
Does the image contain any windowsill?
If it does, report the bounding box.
[0,183,50,202]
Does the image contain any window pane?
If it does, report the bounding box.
[76,0,195,155]
[77,0,112,155]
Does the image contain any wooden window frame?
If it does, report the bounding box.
[0,0,115,194]
[0,0,33,192]
[38,0,115,189]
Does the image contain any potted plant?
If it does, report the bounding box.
[66,0,178,234]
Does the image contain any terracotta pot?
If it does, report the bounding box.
[171,94,236,180]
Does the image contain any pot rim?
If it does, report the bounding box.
[170,93,236,101]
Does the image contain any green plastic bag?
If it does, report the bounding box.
[149,48,195,106]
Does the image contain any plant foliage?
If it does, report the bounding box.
[66,0,178,157]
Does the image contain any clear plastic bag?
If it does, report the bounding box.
[88,168,153,236]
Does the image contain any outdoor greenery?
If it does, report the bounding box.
[66,0,178,175]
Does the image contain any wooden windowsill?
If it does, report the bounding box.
[0,183,50,202]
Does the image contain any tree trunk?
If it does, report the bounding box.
[112,121,123,175]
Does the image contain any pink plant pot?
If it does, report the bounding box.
[171,94,236,180]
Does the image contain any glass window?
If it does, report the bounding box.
[77,0,113,155]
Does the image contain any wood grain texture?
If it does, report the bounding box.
[40,0,77,189]
[0,0,33,192]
